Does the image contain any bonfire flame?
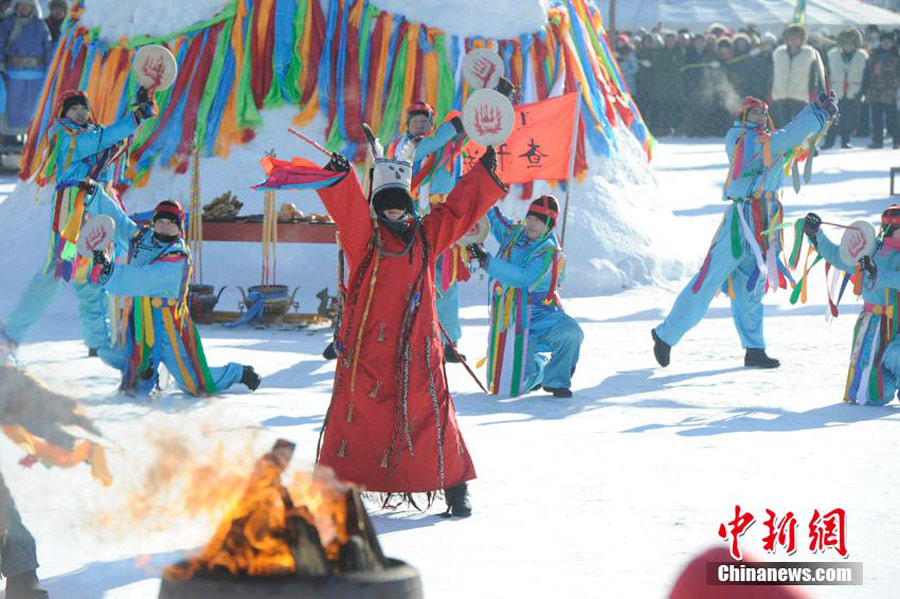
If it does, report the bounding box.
[166,439,382,580]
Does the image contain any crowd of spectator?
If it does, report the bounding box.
[0,0,68,143]
[614,22,900,149]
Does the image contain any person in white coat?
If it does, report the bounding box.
[824,27,868,149]
[770,24,825,127]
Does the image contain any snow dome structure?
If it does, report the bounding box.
[2,0,688,303]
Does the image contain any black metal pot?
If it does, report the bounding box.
[157,558,422,599]
[188,285,226,324]
[237,285,300,323]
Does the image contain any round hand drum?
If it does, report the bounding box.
[462,49,504,90]
[462,89,515,148]
[76,215,116,258]
[133,44,178,91]
[839,220,877,266]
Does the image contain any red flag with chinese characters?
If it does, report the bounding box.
[462,92,578,184]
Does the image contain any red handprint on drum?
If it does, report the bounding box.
[141,56,167,90]
[846,228,867,260]
[83,226,108,251]
[472,57,497,88]
[473,104,504,136]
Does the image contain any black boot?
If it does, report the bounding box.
[443,482,472,518]
[241,365,262,391]
[744,348,780,369]
[651,329,671,367]
[322,340,338,360]
[87,347,99,357]
[542,386,573,398]
[443,344,465,363]
[5,570,49,599]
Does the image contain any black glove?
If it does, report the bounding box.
[804,212,822,241]
[450,115,464,135]
[79,178,98,196]
[859,255,877,279]
[93,249,112,276]
[467,243,489,270]
[136,86,151,106]
[814,91,838,117]
[495,76,516,102]
[480,146,497,173]
[324,152,350,173]
[134,100,156,123]
[90,249,113,285]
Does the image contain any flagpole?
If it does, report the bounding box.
[560,85,582,249]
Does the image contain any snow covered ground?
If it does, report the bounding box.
[3,138,900,598]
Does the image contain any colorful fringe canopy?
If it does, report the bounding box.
[20,0,651,187]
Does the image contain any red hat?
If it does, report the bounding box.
[406,101,435,120]
[153,200,185,228]
[882,205,900,227]
[670,547,809,599]
[57,90,90,118]
[527,195,560,228]
[738,96,769,116]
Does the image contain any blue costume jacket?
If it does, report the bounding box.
[88,192,243,396]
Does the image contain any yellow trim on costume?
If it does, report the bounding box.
[142,297,155,347]
[60,189,86,242]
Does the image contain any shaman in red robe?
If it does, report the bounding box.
[315,162,506,494]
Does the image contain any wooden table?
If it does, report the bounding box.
[197,220,338,324]
[201,220,337,243]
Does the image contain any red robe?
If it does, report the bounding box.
[316,163,506,493]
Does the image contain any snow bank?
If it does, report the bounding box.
[487,128,691,296]
[80,0,548,43]
[370,0,550,39]
[80,0,229,42]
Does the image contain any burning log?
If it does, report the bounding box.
[160,440,421,599]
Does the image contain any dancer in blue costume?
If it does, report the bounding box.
[3,89,154,356]
[473,195,582,398]
[652,93,837,369]
[86,198,261,396]
[805,207,900,405]
[393,101,471,360]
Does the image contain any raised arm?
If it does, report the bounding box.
[315,165,374,267]
[69,114,139,163]
[413,118,463,162]
[423,161,507,255]
[768,103,828,156]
